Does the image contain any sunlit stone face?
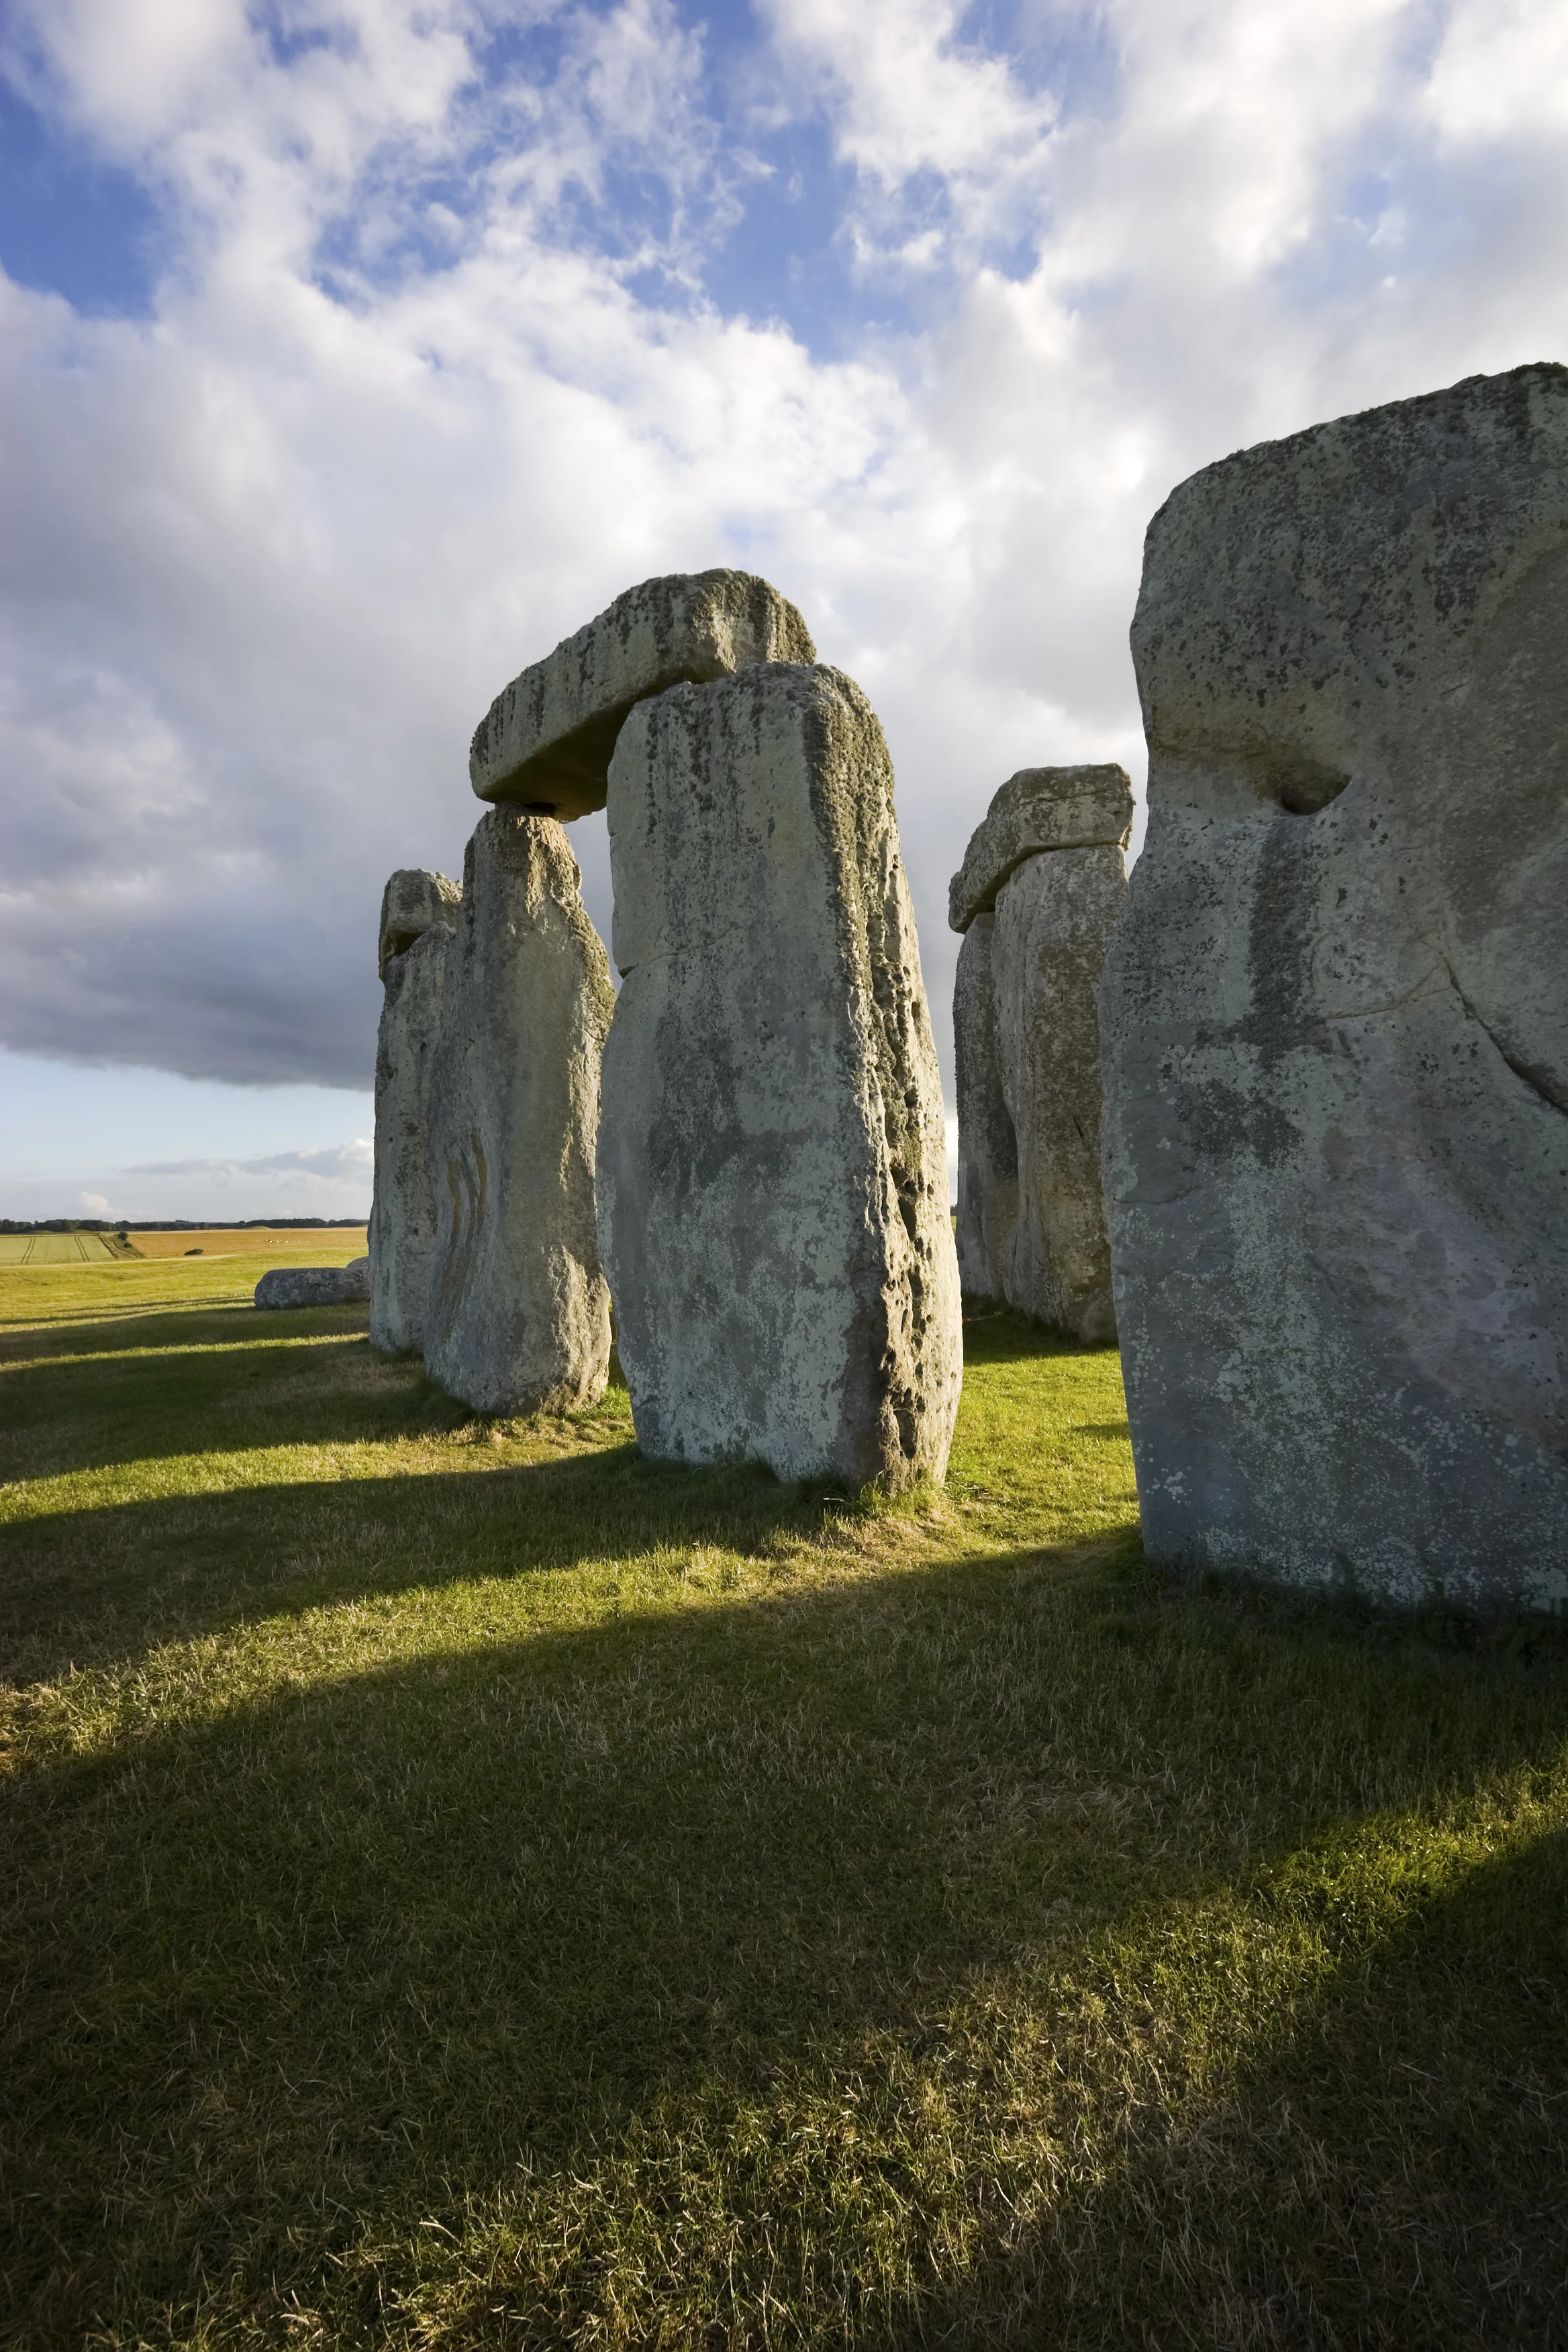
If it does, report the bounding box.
[1100,362,1568,1610]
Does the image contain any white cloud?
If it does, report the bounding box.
[79,1189,109,1212]
[126,1139,373,1181]
[2,0,1566,1140]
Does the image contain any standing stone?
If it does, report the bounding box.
[471,571,815,817]
[369,869,461,1353]
[952,916,1017,1298]
[1100,362,1568,1610]
[949,767,1132,1336]
[424,810,615,1416]
[597,662,962,1490]
[993,844,1127,1339]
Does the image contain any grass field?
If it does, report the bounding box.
[2,1256,1565,2349]
[0,1228,366,1267]
[0,1230,124,1264]
[126,1226,370,1259]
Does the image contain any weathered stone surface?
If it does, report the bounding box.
[1101,362,1568,1610]
[991,845,1126,1339]
[378,866,460,979]
[948,764,1132,934]
[470,571,816,818]
[369,870,462,1353]
[424,808,615,1416]
[597,661,962,1490]
[256,1259,370,1309]
[952,916,1017,1299]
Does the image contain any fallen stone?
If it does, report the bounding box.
[597,660,963,1490]
[256,1260,370,1309]
[1100,360,1568,1610]
[369,869,462,1353]
[991,844,1126,1339]
[952,915,1018,1299]
[424,808,615,1416]
[470,570,816,818]
[948,764,1132,934]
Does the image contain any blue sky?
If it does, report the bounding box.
[3,0,1566,1218]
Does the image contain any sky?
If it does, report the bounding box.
[2,0,1566,1222]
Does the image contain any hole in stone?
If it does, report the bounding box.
[383,928,421,961]
[518,801,558,816]
[1257,753,1352,815]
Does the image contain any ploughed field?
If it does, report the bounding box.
[1,1254,1565,2350]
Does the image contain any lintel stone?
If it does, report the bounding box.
[948,764,1133,933]
[469,570,816,819]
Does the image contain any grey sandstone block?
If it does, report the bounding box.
[992,844,1126,1340]
[470,571,816,818]
[423,810,615,1416]
[1100,360,1568,1611]
[369,870,462,1353]
[378,865,460,980]
[597,661,962,1491]
[952,916,1017,1300]
[255,1260,370,1309]
[948,764,1132,934]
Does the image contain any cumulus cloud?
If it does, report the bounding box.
[1,0,1565,1113]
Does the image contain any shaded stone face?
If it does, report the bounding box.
[948,767,1130,1336]
[1101,361,1568,1610]
[422,810,616,1416]
[369,870,461,1353]
[597,662,963,1491]
[470,571,816,818]
[378,866,461,979]
[992,846,1126,1340]
[952,916,1018,1300]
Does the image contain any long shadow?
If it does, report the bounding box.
[6,1557,1567,2348]
[1,1440,887,1683]
[0,1292,351,1359]
[928,1828,1568,2348]
[0,1322,455,1485]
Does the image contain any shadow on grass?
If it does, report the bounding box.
[1,1437,900,1683]
[6,1551,1567,2347]
[0,1317,452,1488]
[922,1824,1568,2349]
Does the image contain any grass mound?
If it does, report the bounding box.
[1,1263,1564,2348]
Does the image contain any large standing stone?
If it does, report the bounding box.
[1100,362,1568,1610]
[952,916,1017,1298]
[949,767,1132,1335]
[369,869,461,1353]
[470,571,816,818]
[597,662,962,1490]
[993,845,1127,1338]
[424,810,615,1416]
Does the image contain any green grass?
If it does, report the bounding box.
[2,1261,1565,2348]
[0,1230,122,1265]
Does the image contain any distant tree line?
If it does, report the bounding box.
[0,1218,366,1234]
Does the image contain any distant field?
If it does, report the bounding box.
[128,1225,368,1259]
[0,1232,123,1265]
[0,1227,367,1266]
